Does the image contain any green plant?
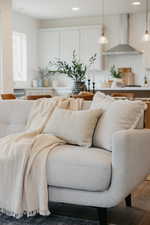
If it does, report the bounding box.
[49,50,97,82]
[110,65,122,79]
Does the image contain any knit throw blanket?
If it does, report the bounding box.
[0,97,83,218]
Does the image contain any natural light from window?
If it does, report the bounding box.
[13,32,27,82]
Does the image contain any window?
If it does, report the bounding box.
[13,32,27,82]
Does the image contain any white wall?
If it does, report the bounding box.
[39,13,149,86]
[12,12,148,87]
[7,12,150,88]
[12,12,39,87]
[0,0,13,93]
[39,16,102,29]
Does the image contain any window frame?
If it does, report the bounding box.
[13,31,27,83]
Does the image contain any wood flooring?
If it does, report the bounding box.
[133,181,150,225]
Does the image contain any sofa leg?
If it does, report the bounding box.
[97,207,108,225]
[125,194,132,207]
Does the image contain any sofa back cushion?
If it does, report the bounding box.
[0,99,90,139]
[0,100,33,137]
[44,108,102,147]
[91,92,146,151]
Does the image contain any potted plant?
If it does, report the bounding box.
[49,50,97,94]
[110,65,123,88]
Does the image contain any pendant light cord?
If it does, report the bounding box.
[102,0,104,25]
[146,0,149,31]
[102,0,104,35]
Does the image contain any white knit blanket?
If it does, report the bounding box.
[0,97,83,218]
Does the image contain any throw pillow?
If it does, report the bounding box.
[91,92,146,151]
[90,92,114,110]
[43,108,102,147]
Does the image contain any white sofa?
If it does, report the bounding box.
[0,100,150,225]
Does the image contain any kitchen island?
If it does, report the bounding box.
[14,87,150,98]
[96,87,150,98]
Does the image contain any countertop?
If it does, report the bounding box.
[14,87,72,90]
[14,87,150,91]
[96,87,150,91]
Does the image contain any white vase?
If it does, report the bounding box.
[111,78,123,88]
[32,80,38,88]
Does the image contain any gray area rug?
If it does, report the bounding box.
[0,214,98,225]
[0,202,146,225]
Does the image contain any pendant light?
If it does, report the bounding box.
[98,0,108,44]
[143,0,150,41]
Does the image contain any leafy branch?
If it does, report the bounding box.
[48,50,97,82]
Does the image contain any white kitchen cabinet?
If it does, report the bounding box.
[60,29,79,62]
[39,30,60,67]
[38,26,101,70]
[79,27,101,70]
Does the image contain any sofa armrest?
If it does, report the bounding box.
[46,129,150,208]
[111,129,150,198]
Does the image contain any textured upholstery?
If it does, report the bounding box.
[48,130,150,208]
[0,100,149,209]
[0,100,33,137]
[47,145,112,191]
[0,99,143,139]
[0,100,91,138]
[91,92,146,151]
[44,108,102,147]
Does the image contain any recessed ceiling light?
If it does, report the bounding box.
[132,1,141,5]
[72,7,80,11]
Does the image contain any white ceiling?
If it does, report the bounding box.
[13,0,147,19]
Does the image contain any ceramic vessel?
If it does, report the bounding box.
[72,81,87,94]
[32,80,39,88]
[43,79,49,87]
[111,78,124,88]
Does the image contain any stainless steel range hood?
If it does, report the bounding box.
[103,14,142,56]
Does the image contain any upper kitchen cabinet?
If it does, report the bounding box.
[79,27,101,70]
[60,29,79,62]
[38,26,102,70]
[38,30,60,67]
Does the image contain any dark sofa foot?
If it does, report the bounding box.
[97,207,108,225]
[125,194,132,207]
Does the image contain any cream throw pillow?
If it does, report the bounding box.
[43,108,102,147]
[91,92,114,110]
[91,92,146,151]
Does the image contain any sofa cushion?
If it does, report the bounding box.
[0,100,33,138]
[44,108,102,147]
[46,145,112,192]
[91,92,146,151]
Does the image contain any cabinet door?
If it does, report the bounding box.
[60,30,79,62]
[39,31,60,67]
[80,28,101,70]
